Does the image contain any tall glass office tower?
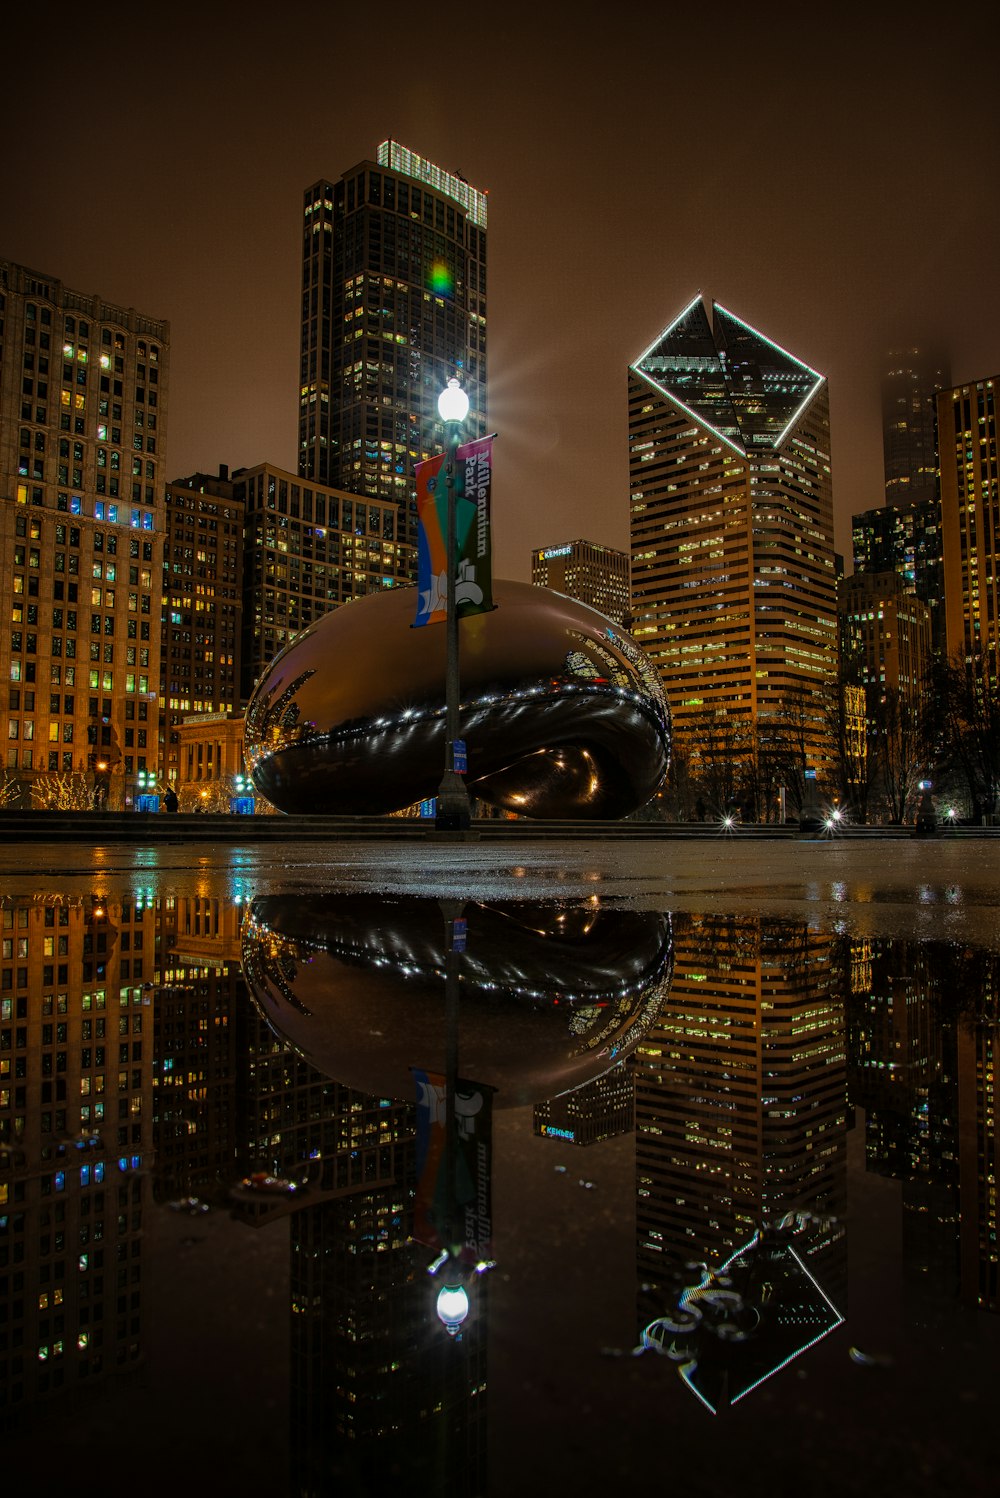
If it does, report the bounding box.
[628,296,837,782]
[298,141,488,561]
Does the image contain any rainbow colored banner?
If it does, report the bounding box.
[414,436,494,628]
[412,1068,494,1265]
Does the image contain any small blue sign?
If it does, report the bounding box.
[230,796,256,815]
[135,794,160,814]
[419,798,437,819]
[453,739,468,775]
[452,917,468,952]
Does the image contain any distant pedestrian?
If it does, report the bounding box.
[164,787,179,813]
[695,797,706,822]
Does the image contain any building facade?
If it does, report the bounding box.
[938,376,1000,666]
[298,141,488,561]
[533,1061,634,1146]
[851,496,945,654]
[838,570,932,714]
[232,461,414,700]
[0,894,153,1419]
[530,538,630,625]
[162,468,244,788]
[882,345,951,509]
[0,260,168,808]
[628,296,837,780]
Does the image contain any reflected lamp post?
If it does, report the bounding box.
[427,898,495,1337]
[435,378,473,832]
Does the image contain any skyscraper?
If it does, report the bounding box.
[882,345,951,508]
[938,376,1000,666]
[628,297,837,780]
[0,260,168,807]
[298,141,488,561]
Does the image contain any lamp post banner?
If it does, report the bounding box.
[457,435,494,619]
[414,437,493,627]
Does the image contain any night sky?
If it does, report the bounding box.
[3,1,998,581]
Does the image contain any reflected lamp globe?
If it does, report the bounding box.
[436,1282,470,1336]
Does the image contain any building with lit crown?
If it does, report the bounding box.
[298,141,488,563]
[628,297,837,778]
[531,538,630,625]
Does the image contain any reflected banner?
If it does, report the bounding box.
[412,1068,494,1266]
[414,436,493,627]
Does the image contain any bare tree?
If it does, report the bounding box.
[31,772,93,810]
[870,685,928,823]
[925,651,1000,821]
[0,773,21,809]
[688,707,749,817]
[822,668,872,822]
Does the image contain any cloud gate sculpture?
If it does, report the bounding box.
[241,892,674,1106]
[244,579,670,817]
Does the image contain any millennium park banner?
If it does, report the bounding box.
[412,1067,495,1266]
[413,436,494,627]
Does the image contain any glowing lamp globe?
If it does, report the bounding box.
[438,378,469,424]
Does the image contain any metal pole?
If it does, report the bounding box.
[435,421,472,830]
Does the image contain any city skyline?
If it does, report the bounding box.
[3,3,997,584]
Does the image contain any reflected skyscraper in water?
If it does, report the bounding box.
[847,937,1000,1318]
[633,915,848,1408]
[534,1060,635,1147]
[0,894,152,1425]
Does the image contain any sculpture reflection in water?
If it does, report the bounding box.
[241,889,673,1488]
[243,579,670,818]
[242,890,674,1306]
[241,892,674,1107]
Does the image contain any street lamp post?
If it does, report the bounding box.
[435,378,473,832]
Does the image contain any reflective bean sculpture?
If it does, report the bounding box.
[244,580,670,817]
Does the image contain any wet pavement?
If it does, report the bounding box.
[1,837,998,1496]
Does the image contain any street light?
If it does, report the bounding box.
[435,378,473,832]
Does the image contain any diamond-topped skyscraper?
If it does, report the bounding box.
[628,297,837,795]
[298,141,488,564]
